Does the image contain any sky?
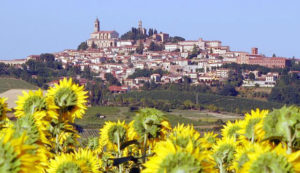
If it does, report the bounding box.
[0,0,300,60]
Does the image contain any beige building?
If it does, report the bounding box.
[87,18,119,48]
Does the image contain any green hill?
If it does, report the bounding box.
[0,78,38,93]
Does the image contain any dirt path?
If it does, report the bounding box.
[171,109,241,120]
[0,89,31,108]
[202,111,241,119]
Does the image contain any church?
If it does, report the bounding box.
[87,18,119,48]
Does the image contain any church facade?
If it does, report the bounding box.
[87,18,119,48]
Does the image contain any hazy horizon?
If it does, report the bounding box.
[1,0,300,60]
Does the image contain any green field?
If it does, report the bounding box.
[122,90,283,113]
[0,78,38,93]
[75,106,241,133]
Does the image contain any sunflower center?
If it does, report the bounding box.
[249,152,293,173]
[108,125,127,144]
[54,88,77,113]
[0,139,21,173]
[158,152,202,173]
[23,95,47,115]
[56,162,83,173]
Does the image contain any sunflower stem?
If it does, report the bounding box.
[117,133,123,173]
[143,134,148,163]
[218,161,226,173]
[251,132,255,143]
[287,126,294,154]
[55,132,59,154]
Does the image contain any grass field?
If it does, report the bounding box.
[123,90,283,113]
[76,106,242,139]
[0,78,38,93]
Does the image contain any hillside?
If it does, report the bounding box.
[122,90,284,113]
[0,78,38,93]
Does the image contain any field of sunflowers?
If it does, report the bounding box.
[1,78,300,173]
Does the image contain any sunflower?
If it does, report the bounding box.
[0,128,42,173]
[127,120,139,141]
[133,108,171,143]
[47,153,89,173]
[168,124,201,148]
[240,144,300,173]
[46,78,88,122]
[263,106,300,154]
[0,97,11,131]
[99,120,129,151]
[11,113,50,170]
[199,132,218,150]
[231,141,258,172]
[143,139,207,173]
[12,112,49,146]
[74,148,101,173]
[58,129,80,153]
[239,109,268,143]
[0,97,10,121]
[211,137,237,172]
[15,89,48,116]
[221,120,242,141]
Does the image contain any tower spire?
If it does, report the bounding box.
[94,18,100,32]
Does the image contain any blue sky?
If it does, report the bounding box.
[0,0,300,59]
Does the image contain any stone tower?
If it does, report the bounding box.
[251,47,258,55]
[94,18,100,32]
[138,20,146,34]
[138,20,143,31]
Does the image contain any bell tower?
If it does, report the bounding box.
[138,20,142,31]
[94,18,100,32]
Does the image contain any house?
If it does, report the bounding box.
[134,77,151,84]
[150,74,161,83]
[216,69,230,78]
[108,85,130,93]
[165,43,179,52]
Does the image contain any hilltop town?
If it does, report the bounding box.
[19,18,295,93]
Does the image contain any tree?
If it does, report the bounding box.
[104,73,121,86]
[148,28,154,37]
[207,104,219,112]
[272,53,277,57]
[219,84,238,96]
[82,66,93,80]
[216,56,224,60]
[183,100,194,109]
[77,42,88,51]
[40,53,55,62]
[136,44,144,54]
[120,27,147,41]
[249,72,255,80]
[148,42,163,51]
[169,36,185,43]
[91,42,98,49]
[188,45,200,59]
[227,70,244,87]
